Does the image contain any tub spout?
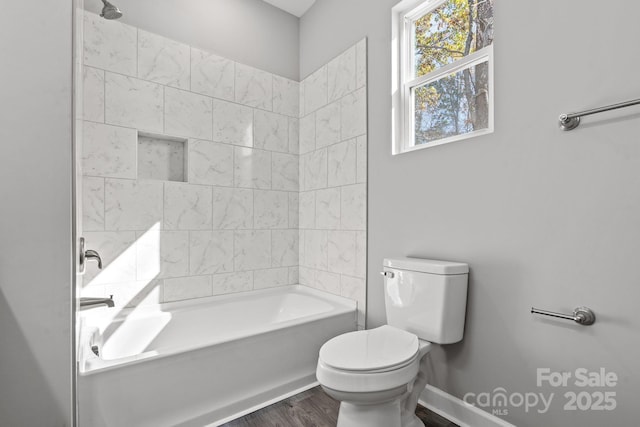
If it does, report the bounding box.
[80,295,115,308]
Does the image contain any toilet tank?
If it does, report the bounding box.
[383,258,469,344]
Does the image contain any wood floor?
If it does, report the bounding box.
[221,386,458,427]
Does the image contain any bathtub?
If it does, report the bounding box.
[78,285,357,427]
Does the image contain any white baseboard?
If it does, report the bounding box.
[208,380,320,426]
[419,385,516,427]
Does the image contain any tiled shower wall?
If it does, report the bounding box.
[81,12,300,305]
[80,12,367,325]
[299,41,368,326]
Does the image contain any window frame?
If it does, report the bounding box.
[392,0,494,155]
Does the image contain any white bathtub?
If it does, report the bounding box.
[78,285,357,427]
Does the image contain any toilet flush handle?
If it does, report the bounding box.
[380,271,395,279]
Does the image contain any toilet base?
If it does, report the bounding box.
[335,401,426,427]
[337,400,402,427]
[324,350,432,427]
[402,413,426,427]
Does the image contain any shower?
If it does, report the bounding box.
[100,0,122,20]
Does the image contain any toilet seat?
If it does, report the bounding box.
[319,325,419,372]
[316,326,425,393]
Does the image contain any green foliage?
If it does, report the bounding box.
[412,0,494,144]
[414,0,493,77]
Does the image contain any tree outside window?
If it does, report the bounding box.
[393,0,494,152]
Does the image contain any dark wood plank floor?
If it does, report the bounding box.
[221,386,458,427]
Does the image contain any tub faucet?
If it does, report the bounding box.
[80,295,115,308]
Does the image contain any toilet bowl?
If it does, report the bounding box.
[317,325,432,427]
[316,258,469,427]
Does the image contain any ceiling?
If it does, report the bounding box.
[262,0,316,17]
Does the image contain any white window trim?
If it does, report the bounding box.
[392,0,494,155]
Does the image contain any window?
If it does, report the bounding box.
[392,0,494,154]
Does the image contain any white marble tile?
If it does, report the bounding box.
[272,75,299,118]
[299,81,306,118]
[304,65,328,114]
[188,140,234,186]
[189,231,234,275]
[104,279,163,308]
[299,191,316,229]
[254,110,288,153]
[254,268,289,290]
[79,280,107,300]
[138,136,186,182]
[234,230,271,271]
[299,265,313,287]
[304,230,328,270]
[316,188,341,230]
[104,179,163,230]
[315,101,341,148]
[254,191,288,229]
[297,231,304,267]
[164,183,212,230]
[298,154,306,193]
[212,99,253,147]
[82,122,137,179]
[272,230,299,267]
[212,187,253,229]
[211,271,253,295]
[355,231,366,279]
[137,29,190,89]
[341,275,366,326]
[234,147,272,189]
[105,72,163,133]
[304,148,328,191]
[191,47,235,101]
[288,193,299,229]
[165,87,213,140]
[288,118,299,154]
[82,231,137,286]
[314,270,340,295]
[136,229,189,280]
[328,231,357,276]
[356,39,367,89]
[328,139,357,187]
[288,267,299,285]
[82,177,105,231]
[328,46,356,102]
[83,66,104,122]
[83,12,136,76]
[341,87,367,140]
[356,135,367,183]
[235,63,273,110]
[164,276,212,302]
[272,153,299,192]
[341,183,366,230]
[299,113,316,154]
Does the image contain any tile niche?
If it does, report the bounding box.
[137,133,187,182]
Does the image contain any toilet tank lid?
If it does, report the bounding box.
[384,258,468,275]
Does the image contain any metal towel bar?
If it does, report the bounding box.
[531,306,596,325]
[559,98,640,131]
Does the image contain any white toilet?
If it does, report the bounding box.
[316,257,469,427]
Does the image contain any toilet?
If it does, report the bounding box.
[316,257,469,427]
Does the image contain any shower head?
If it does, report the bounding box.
[100,0,123,20]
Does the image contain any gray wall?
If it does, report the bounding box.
[301,1,640,425]
[0,1,74,426]
[84,0,300,80]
